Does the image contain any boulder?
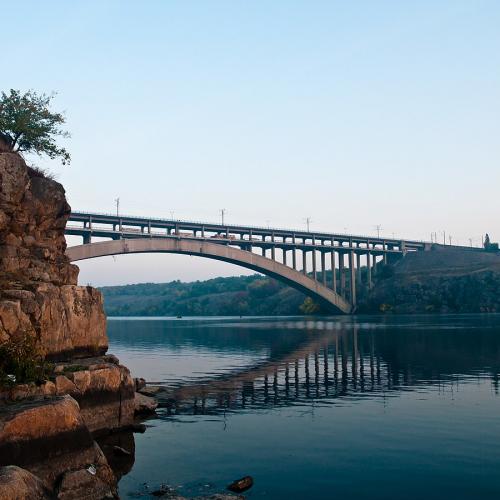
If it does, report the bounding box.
[134,392,158,415]
[60,357,136,432]
[0,395,115,491]
[0,466,50,499]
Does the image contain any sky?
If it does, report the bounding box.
[3,0,500,286]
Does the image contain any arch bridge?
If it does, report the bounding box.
[65,211,433,314]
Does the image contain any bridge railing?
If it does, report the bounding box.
[69,210,430,246]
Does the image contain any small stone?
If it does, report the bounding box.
[227,476,253,493]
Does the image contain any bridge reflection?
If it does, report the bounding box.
[151,321,500,417]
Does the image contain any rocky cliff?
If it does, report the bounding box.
[0,152,107,359]
[0,151,149,498]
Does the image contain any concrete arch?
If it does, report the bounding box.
[66,238,352,314]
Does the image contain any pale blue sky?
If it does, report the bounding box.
[3,1,499,285]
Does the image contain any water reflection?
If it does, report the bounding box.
[108,315,500,417]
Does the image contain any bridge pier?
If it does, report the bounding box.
[321,251,326,286]
[302,250,307,276]
[356,252,361,288]
[339,253,346,297]
[292,249,297,270]
[367,252,372,289]
[312,250,317,280]
[331,251,337,292]
[349,251,356,307]
[83,234,91,245]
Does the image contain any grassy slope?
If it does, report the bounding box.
[361,247,500,313]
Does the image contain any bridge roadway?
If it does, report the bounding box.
[65,211,434,314]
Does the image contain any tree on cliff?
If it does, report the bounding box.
[0,89,70,165]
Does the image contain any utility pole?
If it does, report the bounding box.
[114,197,120,217]
[304,217,312,232]
[469,238,473,247]
[449,235,452,245]
[443,230,446,245]
[220,208,226,225]
[169,210,175,220]
[375,224,382,239]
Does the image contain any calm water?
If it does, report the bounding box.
[106,315,500,499]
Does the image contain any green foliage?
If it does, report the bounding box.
[100,274,308,317]
[0,335,51,387]
[484,234,499,252]
[0,89,70,165]
[299,297,321,314]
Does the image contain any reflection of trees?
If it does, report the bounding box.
[153,322,500,417]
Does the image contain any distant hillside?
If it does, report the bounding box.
[100,274,308,316]
[100,248,500,316]
[360,247,500,313]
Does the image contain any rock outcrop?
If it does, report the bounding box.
[0,151,141,498]
[0,152,107,359]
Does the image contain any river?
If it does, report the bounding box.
[106,315,500,499]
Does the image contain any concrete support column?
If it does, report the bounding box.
[312,250,317,280]
[339,253,345,296]
[383,241,388,265]
[148,221,151,234]
[321,251,326,286]
[83,234,91,245]
[302,250,307,276]
[202,226,205,238]
[356,253,361,286]
[292,249,297,270]
[271,233,275,260]
[349,251,357,307]
[331,251,337,292]
[89,216,93,230]
[119,219,123,232]
[283,249,287,266]
[367,252,372,289]
[262,246,266,257]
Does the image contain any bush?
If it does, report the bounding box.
[0,336,51,387]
